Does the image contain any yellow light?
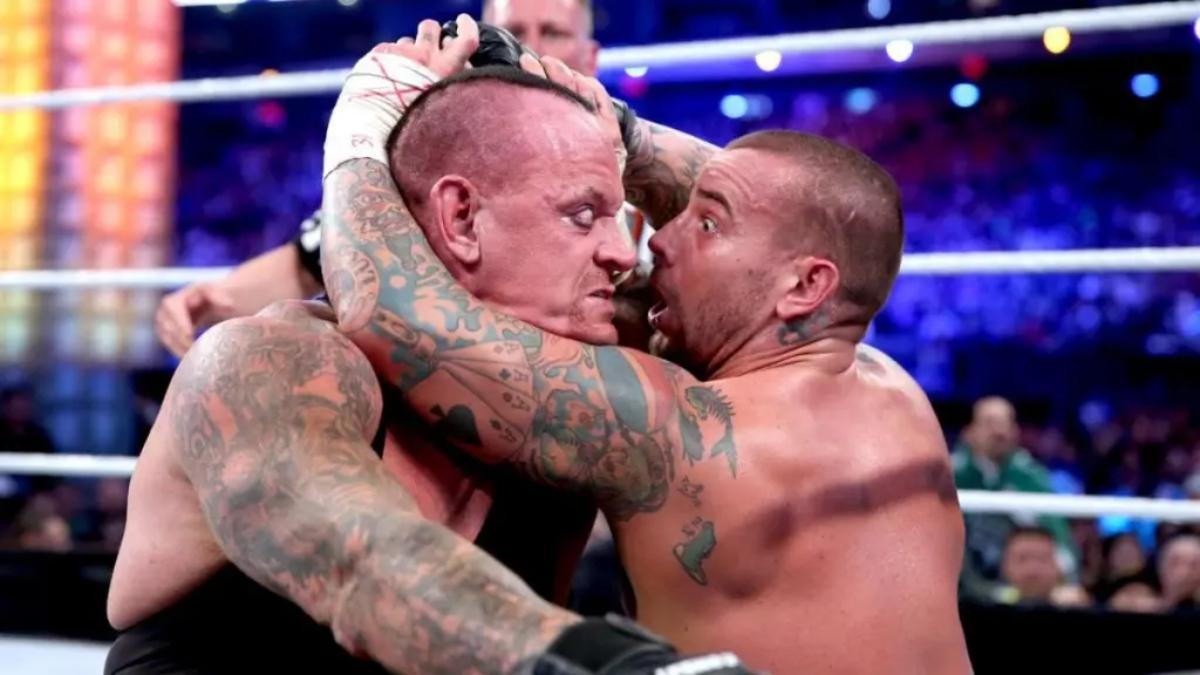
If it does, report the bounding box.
[9,153,38,191]
[260,68,279,77]
[16,29,44,56]
[10,196,38,232]
[11,110,40,142]
[100,109,128,145]
[1043,26,1070,54]
[14,65,44,93]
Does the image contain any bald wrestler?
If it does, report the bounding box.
[106,22,756,675]
[321,24,972,674]
[155,0,616,357]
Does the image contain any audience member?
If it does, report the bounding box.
[998,526,1092,608]
[1106,578,1164,614]
[1157,534,1200,611]
[954,397,1078,598]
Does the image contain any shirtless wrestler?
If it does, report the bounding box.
[321,21,974,674]
[105,21,756,675]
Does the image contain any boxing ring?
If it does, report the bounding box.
[1,3,1199,672]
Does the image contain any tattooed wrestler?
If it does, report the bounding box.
[105,17,757,675]
[322,16,973,675]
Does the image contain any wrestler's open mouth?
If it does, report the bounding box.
[648,300,668,329]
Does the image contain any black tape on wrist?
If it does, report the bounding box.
[543,614,675,673]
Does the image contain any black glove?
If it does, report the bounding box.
[439,20,641,157]
[511,615,765,675]
[440,20,531,68]
[292,208,324,287]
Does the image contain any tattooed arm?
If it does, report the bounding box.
[622,118,718,227]
[169,312,576,674]
[323,160,738,523]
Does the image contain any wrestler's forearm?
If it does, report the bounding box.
[622,118,718,226]
[322,159,739,522]
[170,316,576,674]
[214,243,323,315]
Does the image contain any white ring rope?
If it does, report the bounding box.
[0,2,1196,110]
[0,454,136,479]
[2,452,1197,521]
[0,247,1196,290]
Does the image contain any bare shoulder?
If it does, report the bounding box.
[856,343,918,388]
[172,312,383,446]
[256,298,338,328]
[855,344,942,430]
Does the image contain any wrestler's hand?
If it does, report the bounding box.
[322,15,479,178]
[520,55,628,172]
[155,282,237,357]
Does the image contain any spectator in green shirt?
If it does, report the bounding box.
[953,396,1078,601]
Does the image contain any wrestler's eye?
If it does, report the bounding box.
[571,207,596,229]
[699,217,719,233]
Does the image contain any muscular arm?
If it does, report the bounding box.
[169,314,575,674]
[622,118,718,227]
[218,241,324,310]
[322,160,738,525]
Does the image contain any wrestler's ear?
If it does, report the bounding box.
[429,174,481,266]
[775,255,839,322]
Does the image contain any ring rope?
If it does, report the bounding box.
[1,247,1196,290]
[0,3,1196,110]
[2,452,1196,521]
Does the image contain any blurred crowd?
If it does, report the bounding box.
[955,395,1200,614]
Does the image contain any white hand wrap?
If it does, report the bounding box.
[323,52,441,179]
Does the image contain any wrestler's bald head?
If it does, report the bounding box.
[388,66,597,213]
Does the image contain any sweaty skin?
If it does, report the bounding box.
[322,129,971,671]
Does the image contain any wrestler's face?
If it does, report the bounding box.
[469,101,633,344]
[1002,534,1059,601]
[648,149,789,372]
[484,0,598,75]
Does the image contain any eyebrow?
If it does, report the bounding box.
[696,187,734,214]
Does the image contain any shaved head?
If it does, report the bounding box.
[389,66,595,214]
[382,65,629,345]
[725,131,904,322]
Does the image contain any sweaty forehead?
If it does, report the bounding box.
[696,148,798,215]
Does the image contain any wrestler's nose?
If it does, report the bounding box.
[596,221,637,274]
[648,225,673,268]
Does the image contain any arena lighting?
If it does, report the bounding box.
[885,39,914,62]
[173,0,307,5]
[1043,26,1071,54]
[754,49,783,72]
[6,3,1200,110]
[844,87,879,114]
[719,94,749,119]
[867,0,892,21]
[950,82,980,107]
[1194,16,1200,39]
[1131,72,1160,98]
[624,66,648,78]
